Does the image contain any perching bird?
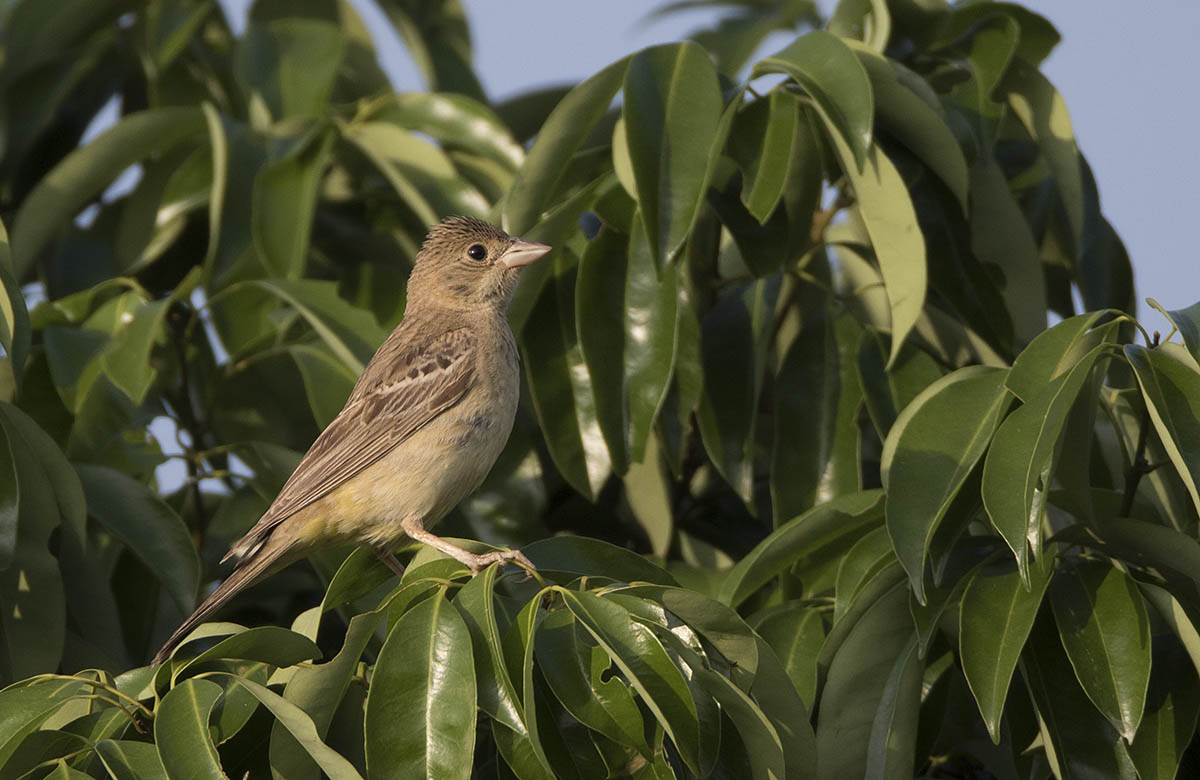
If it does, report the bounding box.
[152,216,550,666]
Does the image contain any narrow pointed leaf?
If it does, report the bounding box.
[1049,561,1150,742]
[752,31,873,169]
[959,555,1052,743]
[1125,344,1200,519]
[154,679,226,779]
[882,366,1010,602]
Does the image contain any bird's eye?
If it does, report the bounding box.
[467,244,487,261]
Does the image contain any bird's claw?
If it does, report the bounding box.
[468,548,539,582]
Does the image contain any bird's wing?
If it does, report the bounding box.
[225,326,476,562]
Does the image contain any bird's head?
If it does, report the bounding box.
[405,216,551,313]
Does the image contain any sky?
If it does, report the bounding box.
[219,0,1200,319]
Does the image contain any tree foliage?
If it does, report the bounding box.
[1,0,1198,778]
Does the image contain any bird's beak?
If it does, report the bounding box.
[499,239,551,269]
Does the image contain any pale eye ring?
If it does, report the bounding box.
[467,244,487,261]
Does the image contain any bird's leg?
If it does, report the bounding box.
[372,546,407,577]
[401,517,537,577]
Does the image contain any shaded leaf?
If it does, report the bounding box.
[1049,560,1150,742]
[882,366,1010,602]
[1126,344,1200,519]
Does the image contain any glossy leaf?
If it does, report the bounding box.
[696,276,779,502]
[252,128,334,278]
[730,89,798,222]
[154,678,225,779]
[560,589,703,774]
[752,31,873,169]
[1159,299,1200,361]
[504,56,630,235]
[815,576,912,780]
[251,279,387,374]
[94,739,169,780]
[1128,641,1200,780]
[365,594,476,780]
[983,344,1112,576]
[720,490,885,607]
[882,366,1010,602]
[1049,560,1150,741]
[622,42,724,265]
[1022,612,1139,779]
[214,672,363,780]
[521,250,612,499]
[959,555,1052,743]
[576,222,678,472]
[1126,344,1200,518]
[851,46,969,211]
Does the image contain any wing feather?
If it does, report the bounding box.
[225,325,475,561]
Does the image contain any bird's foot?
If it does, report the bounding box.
[464,548,538,580]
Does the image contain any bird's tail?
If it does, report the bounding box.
[150,537,301,667]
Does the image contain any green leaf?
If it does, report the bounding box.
[253,128,334,278]
[504,56,630,236]
[815,576,913,780]
[177,626,321,671]
[376,0,484,101]
[11,107,204,278]
[237,19,343,119]
[521,250,611,499]
[250,279,387,374]
[1003,58,1084,254]
[75,464,199,617]
[1127,640,1200,780]
[0,219,30,392]
[1049,560,1150,742]
[959,555,1052,743]
[749,604,824,710]
[731,90,798,222]
[696,276,780,502]
[622,42,724,265]
[850,46,969,211]
[1022,611,1139,780]
[752,31,873,170]
[211,673,363,780]
[99,299,170,405]
[535,610,647,751]
[0,677,89,768]
[813,108,926,367]
[289,343,356,429]
[453,566,530,738]
[365,594,476,780]
[834,526,897,622]
[154,678,226,780]
[882,366,1010,602]
[864,636,923,780]
[969,156,1047,346]
[1007,311,1112,403]
[772,303,863,525]
[341,120,488,222]
[1156,298,1200,362]
[1126,345,1200,519]
[0,422,16,571]
[94,739,169,780]
[829,0,891,52]
[271,612,381,780]
[982,344,1112,577]
[719,490,884,607]
[520,536,677,587]
[369,92,523,172]
[560,589,702,774]
[576,222,678,472]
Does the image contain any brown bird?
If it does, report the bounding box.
[152,216,550,666]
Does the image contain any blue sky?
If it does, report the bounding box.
[222,0,1200,318]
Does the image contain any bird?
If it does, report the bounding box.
[151,216,551,666]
